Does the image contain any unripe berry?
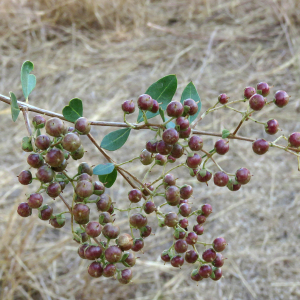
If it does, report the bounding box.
[146,140,158,153]
[74,117,91,135]
[164,212,178,227]
[128,189,143,203]
[45,148,65,167]
[88,262,103,278]
[215,139,229,155]
[122,100,135,114]
[180,185,193,199]
[103,264,117,277]
[32,115,46,128]
[151,100,159,113]
[244,87,256,99]
[161,250,171,262]
[185,250,199,263]
[213,171,229,187]
[212,253,225,267]
[156,140,173,155]
[18,170,32,185]
[202,248,217,262]
[163,173,176,187]
[85,245,103,260]
[186,153,202,169]
[21,137,33,152]
[274,90,289,107]
[226,179,241,191]
[137,94,153,111]
[28,193,43,209]
[257,82,270,96]
[179,203,191,217]
[213,237,227,252]
[140,149,154,165]
[78,162,93,176]
[171,143,184,158]
[140,225,152,238]
[35,135,51,150]
[171,255,184,268]
[143,201,156,214]
[102,223,120,239]
[71,145,84,160]
[17,202,32,217]
[252,139,269,155]
[197,169,212,183]
[166,101,184,117]
[235,167,251,185]
[193,224,204,235]
[265,119,279,135]
[289,132,300,148]
[131,238,144,252]
[75,180,94,198]
[155,153,167,165]
[118,269,132,284]
[93,181,105,195]
[186,232,198,245]
[36,165,54,183]
[129,213,147,228]
[176,117,189,130]
[183,99,198,115]
[218,93,229,104]
[188,136,203,151]
[174,239,188,253]
[45,117,66,137]
[86,221,102,237]
[199,265,212,278]
[211,268,222,281]
[201,204,212,217]
[249,94,265,111]
[39,204,53,220]
[73,203,90,224]
[46,182,61,198]
[62,133,81,152]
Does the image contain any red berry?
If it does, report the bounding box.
[218,93,229,104]
[45,148,64,167]
[180,185,193,199]
[155,153,167,166]
[86,221,102,237]
[161,250,171,262]
[212,253,225,267]
[186,232,198,245]
[39,204,53,220]
[178,127,191,138]
[171,255,184,268]
[185,250,199,263]
[174,239,188,253]
[193,224,204,235]
[156,140,173,155]
[88,262,103,278]
[202,248,217,262]
[129,213,147,228]
[244,87,256,99]
[28,193,43,209]
[265,119,279,135]
[146,140,158,153]
[235,167,251,185]
[176,117,190,130]
[140,149,154,165]
[103,264,116,277]
[196,169,212,183]
[257,82,270,96]
[289,132,300,148]
[188,136,203,151]
[18,170,32,185]
[96,194,112,211]
[117,233,133,251]
[211,268,222,281]
[164,212,178,227]
[186,153,202,169]
[140,225,152,238]
[78,243,88,259]
[162,128,179,145]
[46,182,61,198]
[191,269,203,281]
[274,90,289,108]
[179,218,189,228]
[35,135,51,150]
[227,179,241,191]
[215,139,229,155]
[27,153,44,168]
[196,215,206,224]
[122,100,135,114]
[179,203,191,217]
[213,171,229,187]
[213,237,227,252]
[249,94,265,111]
[131,238,144,252]
[143,201,156,214]
[128,189,143,203]
[183,99,198,115]
[165,186,180,204]
[171,143,184,158]
[74,117,91,135]
[73,203,90,224]
[85,245,103,260]
[166,101,184,117]
[137,94,153,111]
[151,100,159,113]
[45,117,66,137]
[252,139,269,155]
[163,173,176,187]
[105,245,122,263]
[118,269,132,284]
[17,202,32,217]
[199,265,212,278]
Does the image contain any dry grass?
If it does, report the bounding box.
[1,0,300,299]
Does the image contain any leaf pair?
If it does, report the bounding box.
[93,163,117,188]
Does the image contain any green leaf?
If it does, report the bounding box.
[199,169,207,177]
[159,107,166,122]
[180,82,201,123]
[137,75,177,122]
[98,168,117,188]
[101,128,131,151]
[36,128,41,137]
[62,98,83,122]
[21,61,36,100]
[10,92,20,122]
[222,129,231,139]
[93,163,115,176]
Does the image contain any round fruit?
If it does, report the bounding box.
[162,128,179,145]
[201,204,212,216]
[215,139,229,155]
[274,90,289,107]
[36,165,55,183]
[197,169,212,183]
[178,127,191,138]
[75,180,94,198]
[45,117,65,137]
[129,213,147,228]
[123,252,136,267]
[99,212,113,224]
[39,204,53,220]
[140,225,152,238]
[180,185,193,199]
[213,171,229,187]
[199,265,212,278]
[196,215,206,224]
[28,193,43,209]
[218,93,229,104]
[146,140,158,153]
[128,189,143,203]
[289,132,300,148]
[185,250,199,263]
[32,115,46,128]
[165,186,180,204]
[163,174,176,187]
[156,140,173,155]
[35,135,51,150]
[17,202,32,217]
[191,269,203,281]
[174,239,188,253]
[171,255,184,268]
[45,148,64,167]
[117,233,133,251]
[51,159,68,172]
[211,268,222,281]
[62,133,81,152]
[93,181,105,195]
[183,99,198,115]
[186,232,198,245]
[176,117,190,130]
[137,94,153,111]
[86,221,102,237]
[249,94,265,111]
[235,168,251,185]
[166,101,184,117]
[212,253,225,267]
[164,212,178,227]
[193,224,204,235]
[179,203,191,217]
[252,139,269,155]
[161,250,171,262]
[188,136,203,151]
[103,264,117,277]
[227,179,241,191]
[96,194,112,211]
[85,245,103,260]
[71,145,84,160]
[265,119,279,135]
[102,223,120,239]
[78,243,88,259]
[186,153,202,169]
[74,117,91,135]
[144,201,156,214]
[73,203,90,224]
[257,82,270,96]
[213,237,227,252]
[118,269,132,284]
[171,143,184,158]
[46,182,62,198]
[50,216,65,228]
[202,248,217,262]
[88,262,103,278]
[155,153,167,165]
[131,238,144,252]
[151,100,159,113]
[142,183,154,196]
[140,149,154,165]
[18,170,32,185]
[122,100,135,114]
[105,246,122,263]
[244,87,256,99]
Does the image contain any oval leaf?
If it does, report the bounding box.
[62,98,83,122]
[98,168,117,188]
[21,61,36,100]
[137,75,177,123]
[101,128,131,151]
[93,163,115,176]
[10,92,20,122]
[180,82,201,123]
[222,129,231,139]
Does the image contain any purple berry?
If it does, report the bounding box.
[244,87,256,99]
[274,90,289,108]
[156,140,173,155]
[164,212,178,227]
[75,180,94,198]
[162,128,179,145]
[235,168,251,185]
[180,185,193,199]
[140,149,154,165]
[74,117,91,135]
[36,165,55,183]
[151,100,159,113]
[146,140,158,153]
[140,225,152,238]
[213,171,229,187]
[176,117,189,130]
[179,218,189,228]
[73,203,90,224]
[202,248,217,262]
[178,127,191,138]
[218,94,229,104]
[165,185,180,204]
[129,213,147,228]
[62,133,81,152]
[39,204,53,220]
[191,269,203,281]
[289,132,300,148]
[17,202,32,217]
[196,169,212,183]
[117,233,133,251]
[265,119,279,135]
[211,268,222,281]
[144,201,156,214]
[35,135,51,150]
[171,143,184,158]
[137,94,153,111]
[179,203,191,217]
[227,179,241,191]
[199,265,212,278]
[102,223,120,239]
[161,250,171,262]
[257,82,270,96]
[174,239,188,253]
[213,237,227,252]
[249,94,265,111]
[103,264,116,277]
[183,99,198,115]
[93,181,105,195]
[45,117,66,137]
[105,245,122,263]
[186,232,198,245]
[18,170,32,185]
[201,204,212,217]
[96,194,112,211]
[27,153,44,168]
[171,255,184,268]
[188,136,203,151]
[166,101,184,117]
[122,100,135,114]
[28,193,43,209]
[128,189,143,203]
[186,153,202,169]
[196,215,206,224]
[85,245,103,260]
[131,238,144,252]
[193,224,204,235]
[215,139,229,155]
[88,262,103,278]
[118,269,132,284]
[252,139,269,155]
[185,250,199,263]
[155,153,167,166]
[212,253,225,267]
[78,243,88,259]
[32,115,46,128]
[46,182,61,198]
[86,221,102,237]
[45,148,65,167]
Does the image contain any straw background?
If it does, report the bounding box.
[1,0,300,299]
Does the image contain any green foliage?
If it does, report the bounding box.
[137,75,177,122]
[10,92,20,122]
[98,168,118,188]
[222,129,231,139]
[93,163,115,176]
[62,98,83,122]
[21,61,36,100]
[101,128,131,151]
[180,82,201,123]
